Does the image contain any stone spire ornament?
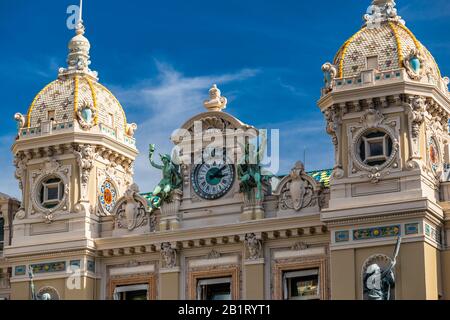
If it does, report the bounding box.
[58,0,98,80]
[364,0,405,29]
[203,84,228,112]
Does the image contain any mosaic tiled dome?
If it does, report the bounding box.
[26,76,127,132]
[333,1,442,81]
[26,20,127,133]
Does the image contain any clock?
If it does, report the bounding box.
[192,163,235,200]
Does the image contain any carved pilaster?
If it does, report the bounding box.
[324,106,343,179]
[406,96,426,169]
[74,144,96,203]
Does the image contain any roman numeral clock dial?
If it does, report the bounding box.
[192,163,235,200]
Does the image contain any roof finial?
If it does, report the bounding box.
[75,0,85,35]
[364,0,405,29]
[203,84,228,112]
[58,0,98,80]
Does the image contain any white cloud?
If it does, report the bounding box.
[109,60,260,193]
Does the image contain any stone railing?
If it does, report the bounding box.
[322,68,450,98]
[19,121,74,138]
[18,121,136,148]
[99,123,136,147]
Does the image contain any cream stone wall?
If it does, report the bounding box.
[330,249,355,300]
[160,271,180,300]
[244,263,264,300]
[330,241,443,300]
[441,250,450,300]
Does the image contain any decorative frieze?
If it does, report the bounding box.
[30,261,66,274]
[353,225,400,241]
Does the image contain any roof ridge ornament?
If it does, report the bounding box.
[364,0,405,29]
[58,0,98,80]
[203,84,228,112]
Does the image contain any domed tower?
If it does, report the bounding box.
[318,1,450,299]
[8,9,138,299]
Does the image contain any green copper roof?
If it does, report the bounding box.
[307,169,333,188]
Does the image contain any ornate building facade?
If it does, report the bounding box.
[1,0,450,300]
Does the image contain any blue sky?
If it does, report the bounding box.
[1,0,450,198]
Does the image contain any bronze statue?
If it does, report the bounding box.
[237,131,270,201]
[148,144,182,208]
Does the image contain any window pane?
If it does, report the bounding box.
[47,186,59,200]
[289,274,319,298]
[369,141,384,157]
[199,281,231,300]
[122,290,147,300]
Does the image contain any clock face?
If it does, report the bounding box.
[192,163,235,200]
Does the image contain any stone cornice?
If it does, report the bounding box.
[2,249,96,264]
[95,215,327,253]
[11,131,138,159]
[318,81,450,113]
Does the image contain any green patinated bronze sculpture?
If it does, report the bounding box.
[237,131,271,201]
[148,144,183,209]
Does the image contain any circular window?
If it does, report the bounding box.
[99,179,117,214]
[358,130,394,167]
[37,176,64,209]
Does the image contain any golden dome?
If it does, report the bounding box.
[26,75,127,133]
[333,21,441,81]
[24,17,131,136]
